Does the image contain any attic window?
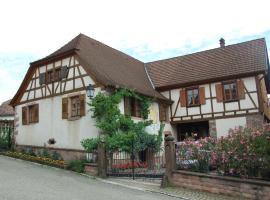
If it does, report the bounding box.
[46,68,62,84]
[40,66,69,85]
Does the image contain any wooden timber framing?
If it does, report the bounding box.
[14,54,102,106]
[170,78,261,122]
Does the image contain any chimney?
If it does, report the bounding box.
[219,38,225,47]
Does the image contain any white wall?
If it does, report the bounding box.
[16,90,101,150]
[215,116,246,138]
[0,116,14,121]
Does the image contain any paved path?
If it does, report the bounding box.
[0,155,178,200]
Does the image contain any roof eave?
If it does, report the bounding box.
[155,71,266,91]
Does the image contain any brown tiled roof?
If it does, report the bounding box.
[146,38,268,89]
[0,100,14,116]
[38,34,167,100]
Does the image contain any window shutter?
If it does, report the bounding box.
[33,104,39,123]
[199,87,206,105]
[61,66,69,79]
[180,89,187,107]
[215,84,223,102]
[80,94,86,116]
[124,97,130,115]
[22,106,28,125]
[237,80,245,100]
[62,98,68,119]
[159,103,166,121]
[39,73,46,85]
[135,100,141,118]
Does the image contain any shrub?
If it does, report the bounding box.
[213,126,270,179]
[42,149,51,158]
[66,160,86,173]
[176,137,216,173]
[176,125,270,180]
[51,151,62,160]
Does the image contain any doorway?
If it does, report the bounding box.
[177,121,209,141]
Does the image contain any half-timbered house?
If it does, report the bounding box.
[10,34,270,159]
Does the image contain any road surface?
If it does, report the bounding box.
[0,155,178,200]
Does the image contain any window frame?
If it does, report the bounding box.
[22,104,39,125]
[70,96,81,118]
[186,87,200,107]
[222,80,238,102]
[124,96,142,118]
[45,67,62,84]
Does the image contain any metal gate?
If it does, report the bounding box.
[107,148,165,179]
[0,120,13,150]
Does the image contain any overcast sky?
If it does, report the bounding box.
[0,0,270,104]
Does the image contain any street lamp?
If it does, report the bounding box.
[86,84,95,99]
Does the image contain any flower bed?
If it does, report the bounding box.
[1,151,65,168]
[112,161,148,172]
[176,125,270,180]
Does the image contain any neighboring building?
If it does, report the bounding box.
[0,100,14,121]
[10,34,270,159]
[147,38,270,139]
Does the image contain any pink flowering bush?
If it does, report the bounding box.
[176,125,270,179]
[213,125,270,179]
[176,137,216,173]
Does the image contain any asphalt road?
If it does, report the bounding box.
[0,155,178,200]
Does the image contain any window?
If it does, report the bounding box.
[40,66,68,85]
[22,104,39,125]
[71,96,80,117]
[124,97,141,118]
[54,68,62,81]
[223,81,238,101]
[159,103,169,122]
[62,94,85,120]
[46,68,62,84]
[46,70,54,83]
[187,88,200,106]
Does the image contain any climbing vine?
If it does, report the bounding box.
[81,88,164,153]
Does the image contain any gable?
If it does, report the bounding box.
[12,55,98,106]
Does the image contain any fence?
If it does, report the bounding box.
[0,120,14,150]
[107,148,165,178]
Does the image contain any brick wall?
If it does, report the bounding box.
[15,145,86,161]
[171,170,270,199]
[85,163,98,176]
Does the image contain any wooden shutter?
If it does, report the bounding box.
[215,84,223,102]
[80,94,86,116]
[124,97,130,115]
[199,87,206,105]
[22,106,28,125]
[180,89,187,107]
[33,104,39,123]
[135,100,141,118]
[39,73,46,85]
[61,66,69,79]
[159,103,166,121]
[62,98,68,119]
[237,79,245,100]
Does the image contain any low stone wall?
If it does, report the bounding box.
[15,145,86,161]
[170,170,270,199]
[85,163,98,176]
